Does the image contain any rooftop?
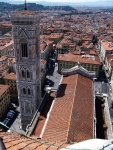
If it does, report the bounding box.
[42,74,93,143]
[58,53,101,65]
[13,10,38,16]
[3,73,16,80]
[101,41,113,51]
[0,132,68,150]
[0,84,10,96]
[0,40,13,51]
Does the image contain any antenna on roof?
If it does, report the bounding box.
[24,0,27,10]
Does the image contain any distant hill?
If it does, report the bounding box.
[1,0,113,7]
[0,2,76,11]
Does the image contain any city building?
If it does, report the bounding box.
[0,40,13,57]
[0,84,10,119]
[0,5,113,149]
[98,41,113,78]
[11,8,41,129]
[40,41,49,60]
[57,53,101,77]
[3,73,17,99]
[0,55,10,80]
[0,23,12,36]
[98,41,113,61]
[49,33,64,44]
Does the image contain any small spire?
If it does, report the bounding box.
[24,0,27,10]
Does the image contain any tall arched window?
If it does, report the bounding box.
[27,70,30,78]
[28,88,31,95]
[23,88,26,94]
[20,39,28,57]
[22,70,25,78]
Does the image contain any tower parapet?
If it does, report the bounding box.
[11,10,40,25]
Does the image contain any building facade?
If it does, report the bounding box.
[0,84,10,119]
[3,73,17,99]
[57,53,100,77]
[0,40,13,57]
[11,10,41,129]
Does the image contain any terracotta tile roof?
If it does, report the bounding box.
[90,50,98,55]
[0,84,10,96]
[3,73,16,80]
[46,40,54,45]
[0,23,12,28]
[58,53,101,65]
[41,59,47,65]
[13,10,37,15]
[101,41,113,51]
[33,92,55,137]
[0,132,68,150]
[0,40,13,51]
[42,74,93,143]
[49,33,64,39]
[67,75,93,143]
[106,54,113,67]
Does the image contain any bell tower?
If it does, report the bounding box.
[11,8,41,130]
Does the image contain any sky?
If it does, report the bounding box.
[15,0,103,2]
[43,0,99,1]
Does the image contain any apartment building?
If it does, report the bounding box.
[57,53,101,77]
[3,73,17,99]
[0,56,10,79]
[49,33,64,44]
[0,40,13,57]
[0,23,12,36]
[0,84,10,119]
[40,41,49,60]
[98,41,113,78]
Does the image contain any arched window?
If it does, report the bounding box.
[28,88,31,95]
[20,39,28,57]
[27,70,30,78]
[23,88,26,94]
[22,70,25,78]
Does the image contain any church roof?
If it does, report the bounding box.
[42,74,94,143]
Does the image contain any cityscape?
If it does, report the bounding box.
[0,0,113,149]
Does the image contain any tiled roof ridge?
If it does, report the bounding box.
[0,131,69,149]
[66,74,78,143]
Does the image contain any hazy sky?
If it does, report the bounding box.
[19,0,102,2]
[44,0,99,1]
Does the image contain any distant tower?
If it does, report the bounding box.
[11,5,41,129]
